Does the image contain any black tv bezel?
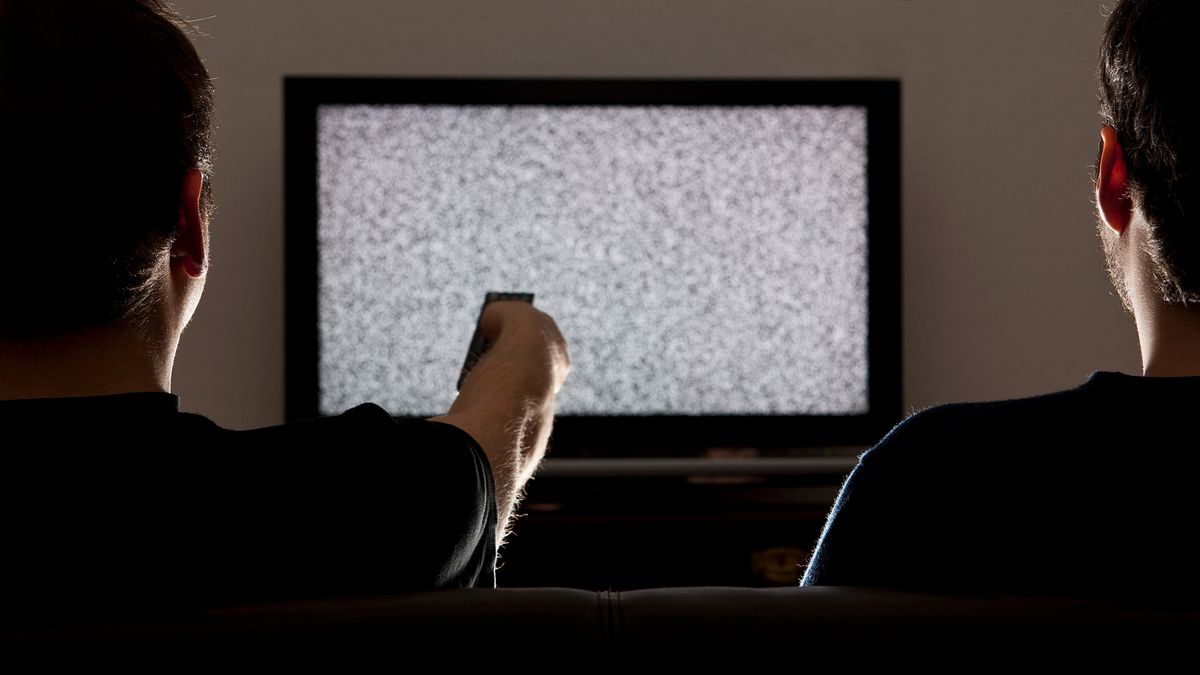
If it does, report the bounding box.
[285,77,901,453]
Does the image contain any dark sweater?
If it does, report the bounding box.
[803,372,1200,595]
[0,393,496,617]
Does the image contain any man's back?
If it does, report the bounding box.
[804,372,1200,595]
[1,394,497,616]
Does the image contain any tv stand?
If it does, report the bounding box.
[499,454,859,589]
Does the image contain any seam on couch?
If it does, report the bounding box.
[611,590,621,652]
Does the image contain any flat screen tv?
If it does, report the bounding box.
[285,78,900,458]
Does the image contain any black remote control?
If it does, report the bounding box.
[456,291,535,390]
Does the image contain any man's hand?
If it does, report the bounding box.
[430,301,570,545]
[475,301,570,397]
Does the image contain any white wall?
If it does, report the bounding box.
[169,0,1138,429]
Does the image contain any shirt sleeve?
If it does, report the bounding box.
[198,405,498,604]
[801,440,905,586]
[800,407,951,589]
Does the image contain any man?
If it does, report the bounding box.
[803,0,1200,595]
[0,0,568,611]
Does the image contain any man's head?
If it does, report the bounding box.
[1096,0,1199,310]
[0,0,214,342]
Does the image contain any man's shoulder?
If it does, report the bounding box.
[896,385,1086,429]
[864,382,1095,467]
[220,403,481,450]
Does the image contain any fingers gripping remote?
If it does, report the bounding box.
[456,291,535,390]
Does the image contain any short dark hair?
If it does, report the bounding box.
[1098,0,1200,304]
[0,0,214,339]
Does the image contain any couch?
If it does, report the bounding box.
[4,586,1196,671]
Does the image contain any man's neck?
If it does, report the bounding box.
[1135,298,1200,377]
[0,325,173,401]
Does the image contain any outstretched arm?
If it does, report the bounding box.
[430,301,570,545]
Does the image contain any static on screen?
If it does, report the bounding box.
[317,104,868,417]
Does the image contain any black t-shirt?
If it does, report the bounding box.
[803,372,1200,596]
[0,393,496,616]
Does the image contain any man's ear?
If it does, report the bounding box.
[171,169,206,278]
[1097,126,1133,236]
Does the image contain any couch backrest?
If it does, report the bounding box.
[4,586,1197,671]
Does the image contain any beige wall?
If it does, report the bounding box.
[169,0,1138,430]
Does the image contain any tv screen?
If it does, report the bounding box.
[286,79,900,455]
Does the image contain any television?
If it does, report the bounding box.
[285,78,900,460]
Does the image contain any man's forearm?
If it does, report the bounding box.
[431,307,567,543]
